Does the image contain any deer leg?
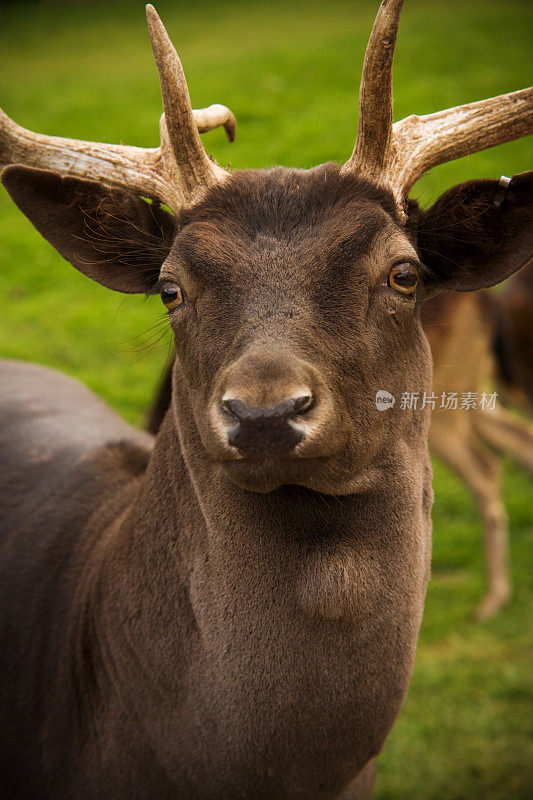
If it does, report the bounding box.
[475,465,511,620]
[431,427,510,619]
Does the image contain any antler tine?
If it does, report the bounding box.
[387,87,533,207]
[0,103,234,212]
[145,4,228,199]
[194,104,237,143]
[343,0,532,216]
[342,0,404,180]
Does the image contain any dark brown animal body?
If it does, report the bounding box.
[0,2,532,798]
[0,362,423,800]
[0,168,435,800]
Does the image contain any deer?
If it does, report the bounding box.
[423,273,533,620]
[0,2,532,798]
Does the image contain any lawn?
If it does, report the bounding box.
[1,0,532,796]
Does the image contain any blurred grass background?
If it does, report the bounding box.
[0,0,532,796]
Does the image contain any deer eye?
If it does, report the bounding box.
[161,281,185,311]
[388,263,418,295]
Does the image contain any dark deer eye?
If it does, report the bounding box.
[161,281,184,311]
[388,263,419,295]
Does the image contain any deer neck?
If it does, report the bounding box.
[83,376,432,791]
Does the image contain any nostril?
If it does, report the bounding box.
[290,394,314,415]
[221,393,314,423]
[221,398,247,421]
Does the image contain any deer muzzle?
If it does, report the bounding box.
[207,349,346,465]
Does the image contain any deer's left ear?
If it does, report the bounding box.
[414,171,533,291]
[1,166,176,293]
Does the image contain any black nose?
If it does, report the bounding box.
[221,395,313,456]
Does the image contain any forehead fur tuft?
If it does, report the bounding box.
[178,163,402,237]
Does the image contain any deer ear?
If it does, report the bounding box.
[1,166,176,293]
[415,171,533,291]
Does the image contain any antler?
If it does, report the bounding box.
[342,0,533,211]
[0,5,236,212]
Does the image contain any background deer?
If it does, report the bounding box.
[424,268,533,620]
[0,2,532,798]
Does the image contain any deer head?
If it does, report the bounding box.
[1,1,532,494]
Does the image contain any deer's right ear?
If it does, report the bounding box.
[415,171,533,292]
[1,166,176,293]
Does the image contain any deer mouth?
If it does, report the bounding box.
[207,404,353,493]
[218,454,333,493]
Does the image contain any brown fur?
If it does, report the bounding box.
[0,162,532,799]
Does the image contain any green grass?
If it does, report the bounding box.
[1,0,532,796]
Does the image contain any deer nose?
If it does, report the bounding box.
[221,394,313,456]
